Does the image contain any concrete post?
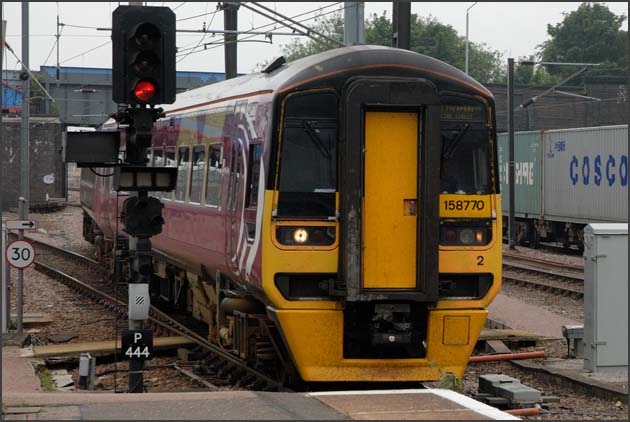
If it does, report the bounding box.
[17,1,30,334]
[392,1,411,50]
[343,2,364,45]
[507,58,516,250]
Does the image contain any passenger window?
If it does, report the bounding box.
[175,147,190,202]
[151,148,164,198]
[189,146,206,204]
[153,148,164,167]
[164,148,176,166]
[205,144,223,207]
[246,144,263,207]
[163,148,176,200]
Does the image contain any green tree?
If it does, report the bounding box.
[538,2,628,77]
[280,11,505,84]
[514,56,561,85]
[281,13,344,63]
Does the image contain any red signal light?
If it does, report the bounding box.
[134,80,156,102]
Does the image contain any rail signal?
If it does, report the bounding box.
[5,239,36,270]
[112,5,176,105]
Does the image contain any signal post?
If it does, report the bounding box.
[64,5,177,393]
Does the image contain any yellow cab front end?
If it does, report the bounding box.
[262,83,501,383]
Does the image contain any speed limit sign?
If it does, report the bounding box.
[5,239,36,269]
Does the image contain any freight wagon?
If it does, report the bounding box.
[498,125,628,250]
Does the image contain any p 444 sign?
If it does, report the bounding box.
[121,330,153,360]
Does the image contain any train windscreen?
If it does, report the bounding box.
[277,90,338,218]
[440,96,492,195]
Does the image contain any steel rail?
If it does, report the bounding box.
[28,239,288,391]
[502,255,583,282]
[503,251,583,272]
[502,273,584,299]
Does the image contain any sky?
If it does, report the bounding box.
[1,2,628,75]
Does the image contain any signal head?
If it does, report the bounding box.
[112,5,176,106]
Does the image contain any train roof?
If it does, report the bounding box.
[164,45,493,115]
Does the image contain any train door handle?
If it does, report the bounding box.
[404,199,417,216]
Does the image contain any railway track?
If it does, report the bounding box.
[502,252,584,299]
[18,235,288,392]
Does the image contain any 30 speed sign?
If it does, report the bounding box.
[5,239,36,269]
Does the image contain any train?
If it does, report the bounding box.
[80,45,502,386]
[497,125,628,251]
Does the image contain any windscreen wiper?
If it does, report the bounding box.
[302,120,331,159]
[442,123,470,160]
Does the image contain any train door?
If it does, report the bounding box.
[363,111,418,289]
[226,142,243,273]
[339,77,441,302]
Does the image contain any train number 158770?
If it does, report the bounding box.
[442,199,485,211]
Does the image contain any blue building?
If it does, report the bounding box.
[1,80,22,113]
[37,66,235,126]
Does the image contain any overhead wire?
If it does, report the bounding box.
[175,2,345,58]
[59,40,112,64]
[42,39,58,66]
[177,9,221,22]
[494,96,623,115]
[176,3,217,64]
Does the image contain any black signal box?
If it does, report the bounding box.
[112,6,176,105]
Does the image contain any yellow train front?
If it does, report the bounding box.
[259,46,502,383]
[83,46,502,385]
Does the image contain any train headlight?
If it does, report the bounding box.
[440,221,492,246]
[293,228,309,244]
[275,225,336,247]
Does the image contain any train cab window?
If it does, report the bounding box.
[440,96,492,195]
[189,146,206,204]
[205,144,223,207]
[246,144,263,207]
[175,147,190,202]
[277,90,338,218]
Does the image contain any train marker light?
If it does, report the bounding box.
[133,80,156,103]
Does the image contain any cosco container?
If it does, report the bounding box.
[498,124,628,249]
[543,125,627,223]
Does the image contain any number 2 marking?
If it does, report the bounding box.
[477,256,484,266]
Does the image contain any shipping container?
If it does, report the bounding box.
[498,124,628,249]
[543,125,628,223]
[498,131,542,218]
